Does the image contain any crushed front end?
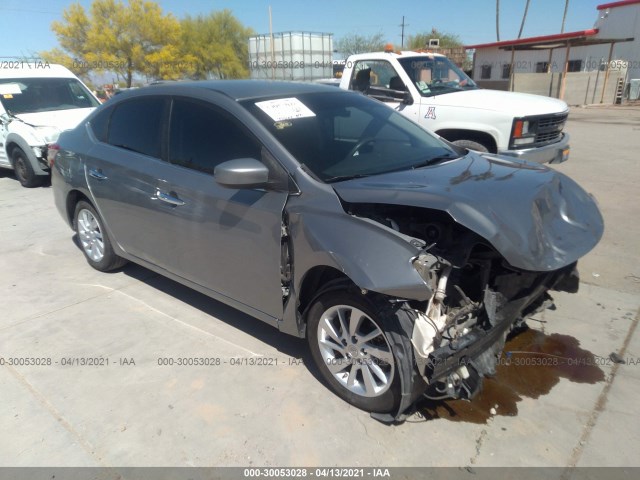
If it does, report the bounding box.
[410,250,577,402]
[343,202,588,422]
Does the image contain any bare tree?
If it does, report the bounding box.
[335,33,386,57]
[518,0,531,39]
[561,0,570,33]
[496,0,501,41]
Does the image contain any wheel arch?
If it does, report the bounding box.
[296,266,356,323]
[65,189,94,228]
[436,129,498,153]
[5,133,49,175]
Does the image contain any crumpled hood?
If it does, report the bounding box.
[15,107,95,131]
[332,153,604,272]
[430,88,568,117]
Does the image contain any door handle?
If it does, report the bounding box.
[88,168,108,180]
[153,190,186,206]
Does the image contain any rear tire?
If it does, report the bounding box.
[452,139,490,153]
[73,200,127,272]
[307,291,407,413]
[12,148,46,188]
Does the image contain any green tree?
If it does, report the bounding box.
[335,33,386,57]
[407,28,463,49]
[40,3,92,77]
[41,0,186,87]
[180,10,253,79]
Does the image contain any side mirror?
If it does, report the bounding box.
[402,91,414,105]
[214,158,269,189]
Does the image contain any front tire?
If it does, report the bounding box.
[451,139,490,153]
[74,200,127,272]
[307,291,405,413]
[12,148,46,188]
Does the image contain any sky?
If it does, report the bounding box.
[0,0,610,59]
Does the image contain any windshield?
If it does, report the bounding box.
[0,77,99,114]
[242,92,459,183]
[398,56,477,97]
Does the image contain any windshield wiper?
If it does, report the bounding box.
[412,154,459,169]
[323,173,371,183]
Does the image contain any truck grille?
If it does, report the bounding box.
[534,113,568,146]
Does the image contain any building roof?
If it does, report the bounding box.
[597,0,640,10]
[465,29,600,50]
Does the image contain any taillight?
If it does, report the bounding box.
[47,143,60,167]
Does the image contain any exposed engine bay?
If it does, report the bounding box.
[345,202,579,405]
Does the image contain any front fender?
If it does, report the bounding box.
[5,132,49,175]
[290,210,431,301]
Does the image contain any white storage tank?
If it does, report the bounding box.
[249,32,333,81]
[630,79,640,100]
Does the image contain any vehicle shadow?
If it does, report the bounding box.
[118,262,329,384]
[120,263,306,354]
[0,170,51,187]
[72,236,605,423]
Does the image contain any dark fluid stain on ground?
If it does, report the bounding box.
[416,328,606,424]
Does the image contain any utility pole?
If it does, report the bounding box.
[399,16,408,48]
[269,5,275,80]
[561,0,570,33]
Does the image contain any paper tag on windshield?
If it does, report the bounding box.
[255,97,315,122]
[0,83,22,95]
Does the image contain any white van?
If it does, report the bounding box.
[0,62,100,187]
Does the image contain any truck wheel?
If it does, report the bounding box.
[452,139,489,153]
[12,148,46,188]
[307,291,406,413]
[74,200,127,272]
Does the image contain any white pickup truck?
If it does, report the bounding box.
[339,51,571,164]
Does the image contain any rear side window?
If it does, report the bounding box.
[168,98,261,174]
[107,97,166,158]
[89,106,113,143]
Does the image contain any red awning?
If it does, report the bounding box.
[598,0,640,10]
[466,29,599,50]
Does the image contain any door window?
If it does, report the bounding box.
[168,98,261,174]
[350,60,401,91]
[107,97,166,158]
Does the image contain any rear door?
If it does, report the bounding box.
[85,95,179,267]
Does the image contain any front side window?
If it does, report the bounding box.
[398,56,478,96]
[107,97,166,158]
[349,60,402,91]
[0,77,99,114]
[168,98,262,174]
[242,92,458,183]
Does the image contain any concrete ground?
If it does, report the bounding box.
[0,106,639,470]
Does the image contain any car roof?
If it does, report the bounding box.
[148,80,344,101]
[0,64,79,79]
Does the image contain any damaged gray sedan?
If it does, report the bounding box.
[50,81,603,422]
